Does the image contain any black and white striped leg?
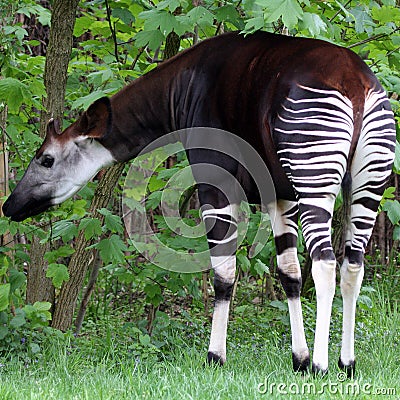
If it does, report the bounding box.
[202,203,238,365]
[339,250,363,378]
[339,89,395,377]
[269,200,310,372]
[298,197,337,375]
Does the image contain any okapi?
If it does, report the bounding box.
[2,31,395,376]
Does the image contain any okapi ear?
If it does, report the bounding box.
[78,96,112,139]
[46,118,62,137]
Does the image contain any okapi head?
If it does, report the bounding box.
[2,97,115,222]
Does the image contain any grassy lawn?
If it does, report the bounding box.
[0,276,399,400]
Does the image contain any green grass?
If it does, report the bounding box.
[0,278,399,399]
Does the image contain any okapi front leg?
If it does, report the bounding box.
[202,204,238,365]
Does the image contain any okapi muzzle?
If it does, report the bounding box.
[2,97,115,221]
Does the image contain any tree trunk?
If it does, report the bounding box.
[53,25,183,332]
[0,107,9,216]
[26,0,80,306]
[52,162,125,331]
[26,237,54,306]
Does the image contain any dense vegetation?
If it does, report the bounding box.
[0,0,399,397]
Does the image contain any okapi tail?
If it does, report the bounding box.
[336,97,365,259]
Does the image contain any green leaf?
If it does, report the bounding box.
[186,6,214,27]
[0,326,8,340]
[71,90,113,111]
[30,343,41,354]
[157,0,181,12]
[259,0,303,28]
[350,6,375,34]
[32,301,52,312]
[393,141,400,174]
[52,221,79,242]
[140,9,178,35]
[10,313,26,328]
[0,284,10,311]
[9,269,26,293]
[371,5,400,24]
[97,209,124,233]
[393,225,400,241]
[237,252,251,272]
[0,78,32,113]
[135,30,165,51]
[112,8,135,25]
[146,191,162,210]
[95,235,128,264]
[214,5,241,26]
[144,283,162,298]
[74,16,94,37]
[44,245,75,263]
[382,200,400,225]
[79,218,103,240]
[300,12,327,36]
[254,259,270,276]
[139,333,151,346]
[244,17,265,33]
[357,294,373,308]
[270,300,288,312]
[46,264,70,288]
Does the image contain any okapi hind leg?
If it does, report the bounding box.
[339,88,395,378]
[338,249,363,379]
[269,200,310,373]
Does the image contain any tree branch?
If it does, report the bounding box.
[105,0,119,63]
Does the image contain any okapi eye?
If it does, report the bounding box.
[41,155,54,168]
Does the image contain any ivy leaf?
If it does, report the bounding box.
[46,264,70,288]
[0,78,32,113]
[382,200,400,225]
[0,284,10,312]
[95,235,128,264]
